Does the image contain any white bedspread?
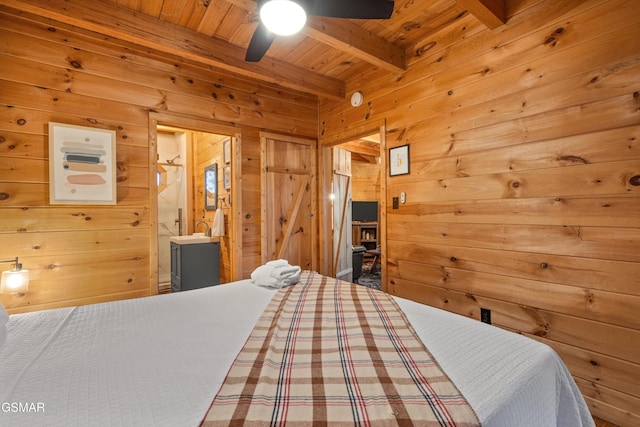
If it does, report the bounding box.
[0,279,593,426]
[395,298,594,427]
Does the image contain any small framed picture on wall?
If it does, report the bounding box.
[223,165,231,190]
[389,144,410,176]
[223,137,231,164]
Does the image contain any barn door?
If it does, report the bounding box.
[332,147,352,280]
[261,133,316,270]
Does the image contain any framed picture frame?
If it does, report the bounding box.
[223,137,231,164]
[223,165,231,190]
[389,144,410,176]
[204,163,218,210]
[48,122,117,205]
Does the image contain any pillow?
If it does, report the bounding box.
[0,303,8,350]
[0,325,5,351]
[0,303,8,327]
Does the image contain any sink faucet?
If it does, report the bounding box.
[195,221,210,237]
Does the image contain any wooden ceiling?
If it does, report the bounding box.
[3,0,505,99]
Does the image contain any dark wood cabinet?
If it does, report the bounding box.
[170,241,220,292]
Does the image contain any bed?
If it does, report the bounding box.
[0,271,594,426]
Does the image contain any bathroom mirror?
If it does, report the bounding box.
[204,163,218,210]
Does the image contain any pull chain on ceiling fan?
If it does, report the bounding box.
[245,0,395,62]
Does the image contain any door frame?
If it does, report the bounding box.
[260,132,318,270]
[148,111,242,293]
[319,123,387,289]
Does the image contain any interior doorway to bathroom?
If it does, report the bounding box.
[156,126,189,287]
[149,113,241,294]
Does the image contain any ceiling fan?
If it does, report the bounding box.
[245,0,395,62]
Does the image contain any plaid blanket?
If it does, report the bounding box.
[201,272,480,427]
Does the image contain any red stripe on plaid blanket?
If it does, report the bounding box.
[201,272,480,427]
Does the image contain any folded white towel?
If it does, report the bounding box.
[272,265,301,278]
[266,259,289,267]
[251,261,301,289]
[271,265,301,287]
[250,264,278,288]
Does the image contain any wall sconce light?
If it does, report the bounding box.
[0,257,29,294]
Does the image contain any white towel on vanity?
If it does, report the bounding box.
[251,259,301,289]
[212,208,225,237]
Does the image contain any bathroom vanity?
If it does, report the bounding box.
[169,235,220,292]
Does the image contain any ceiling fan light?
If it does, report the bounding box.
[260,0,307,36]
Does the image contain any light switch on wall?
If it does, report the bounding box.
[400,192,406,204]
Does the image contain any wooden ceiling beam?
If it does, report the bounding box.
[456,0,506,29]
[221,0,257,11]
[2,0,346,99]
[339,140,380,157]
[351,152,379,164]
[304,17,406,74]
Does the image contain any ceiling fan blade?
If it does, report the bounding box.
[245,22,276,62]
[307,0,394,19]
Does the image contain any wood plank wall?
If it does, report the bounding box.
[240,128,264,278]
[0,9,317,313]
[320,0,639,425]
[352,161,381,201]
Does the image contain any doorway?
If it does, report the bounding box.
[156,127,188,286]
[327,130,383,288]
[149,112,242,294]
